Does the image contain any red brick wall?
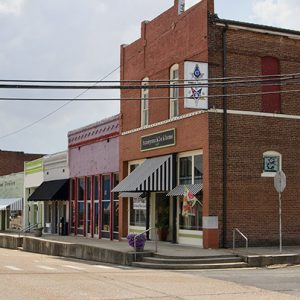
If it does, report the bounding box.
[0,151,44,176]
[209,113,300,246]
[208,24,300,114]
[120,0,213,132]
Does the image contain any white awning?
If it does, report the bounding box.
[167,184,203,196]
[112,155,174,193]
[0,198,22,211]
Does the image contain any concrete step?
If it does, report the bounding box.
[143,256,243,265]
[153,254,237,260]
[131,261,249,270]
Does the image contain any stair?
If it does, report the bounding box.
[131,254,248,270]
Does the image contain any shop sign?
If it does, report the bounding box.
[184,61,208,110]
[140,129,176,152]
[133,198,146,210]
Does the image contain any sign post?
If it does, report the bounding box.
[274,170,286,253]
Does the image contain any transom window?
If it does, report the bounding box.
[170,64,179,118]
[141,77,149,127]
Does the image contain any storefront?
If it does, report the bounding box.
[0,172,23,231]
[114,149,204,246]
[68,115,120,239]
[24,158,44,229]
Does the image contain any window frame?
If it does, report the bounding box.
[177,150,203,185]
[261,150,282,177]
[170,64,179,118]
[141,77,149,127]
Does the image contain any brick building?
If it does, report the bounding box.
[114,0,300,248]
[68,115,120,240]
[0,150,44,176]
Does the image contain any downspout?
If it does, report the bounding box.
[222,23,228,248]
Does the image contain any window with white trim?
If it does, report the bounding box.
[141,77,149,126]
[177,150,203,231]
[170,64,179,118]
[261,151,282,177]
[178,151,203,185]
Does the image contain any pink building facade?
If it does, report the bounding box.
[68,115,120,240]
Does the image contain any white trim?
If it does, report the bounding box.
[213,109,300,120]
[216,22,300,40]
[141,77,149,127]
[122,109,300,136]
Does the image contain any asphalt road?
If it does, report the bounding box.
[0,248,299,299]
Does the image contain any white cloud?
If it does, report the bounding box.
[185,0,201,10]
[0,0,24,16]
[251,0,300,30]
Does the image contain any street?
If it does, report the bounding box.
[0,248,299,299]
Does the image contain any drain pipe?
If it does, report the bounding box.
[222,23,228,248]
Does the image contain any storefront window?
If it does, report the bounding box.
[94,176,99,236]
[194,155,203,183]
[179,154,203,184]
[113,173,119,233]
[179,195,203,230]
[130,198,146,226]
[86,177,91,200]
[102,175,110,233]
[179,156,192,184]
[77,178,84,234]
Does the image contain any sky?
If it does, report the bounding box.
[0,0,299,154]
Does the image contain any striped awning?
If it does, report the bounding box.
[167,184,203,196]
[0,198,22,211]
[112,155,174,192]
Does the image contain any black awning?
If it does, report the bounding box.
[28,179,69,201]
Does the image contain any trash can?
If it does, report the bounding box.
[63,222,68,236]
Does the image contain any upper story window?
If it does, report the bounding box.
[178,151,203,185]
[261,56,281,113]
[261,151,282,177]
[170,64,179,118]
[141,77,149,127]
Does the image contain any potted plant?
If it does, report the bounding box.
[127,233,146,251]
[156,213,169,241]
[33,224,43,237]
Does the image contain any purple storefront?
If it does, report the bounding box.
[68,115,120,240]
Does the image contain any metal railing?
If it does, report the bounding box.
[134,227,158,262]
[18,223,39,237]
[232,228,248,252]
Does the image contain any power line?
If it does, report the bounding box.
[0,88,299,102]
[0,72,299,83]
[0,65,121,140]
[0,73,298,90]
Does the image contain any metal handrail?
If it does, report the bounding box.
[232,228,248,252]
[134,227,158,262]
[18,223,39,237]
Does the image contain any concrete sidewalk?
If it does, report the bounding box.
[1,232,300,268]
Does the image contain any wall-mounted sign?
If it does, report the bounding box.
[184,61,208,110]
[141,129,176,152]
[263,156,280,173]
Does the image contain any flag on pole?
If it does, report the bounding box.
[182,185,202,217]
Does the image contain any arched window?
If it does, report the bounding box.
[261,56,281,113]
[141,77,149,126]
[262,150,282,177]
[170,64,179,118]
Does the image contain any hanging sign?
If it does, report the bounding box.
[184,61,208,110]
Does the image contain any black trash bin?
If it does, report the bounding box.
[63,222,68,236]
